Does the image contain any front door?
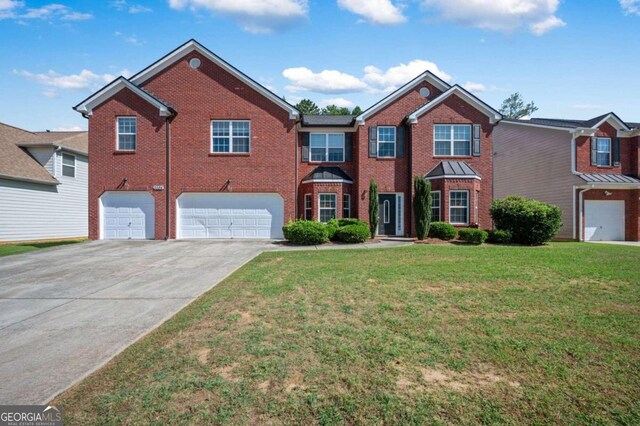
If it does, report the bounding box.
[378,194,396,235]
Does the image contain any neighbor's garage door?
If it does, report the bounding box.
[177,193,284,239]
[100,192,155,240]
[585,200,625,241]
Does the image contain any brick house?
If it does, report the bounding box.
[75,39,501,240]
[495,114,640,241]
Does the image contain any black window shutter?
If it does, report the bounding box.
[590,137,597,166]
[472,124,481,156]
[369,126,377,158]
[396,125,405,158]
[345,133,353,162]
[613,138,620,166]
[301,132,309,162]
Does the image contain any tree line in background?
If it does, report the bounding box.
[293,98,362,116]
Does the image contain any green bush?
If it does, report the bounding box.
[335,223,370,243]
[428,222,457,240]
[326,218,340,241]
[369,179,378,238]
[487,229,512,244]
[490,196,562,245]
[337,218,363,227]
[282,220,328,245]
[413,176,432,240]
[458,228,488,244]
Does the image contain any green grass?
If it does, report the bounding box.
[54,243,640,425]
[0,239,85,257]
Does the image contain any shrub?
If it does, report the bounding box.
[369,179,379,238]
[428,222,457,240]
[335,223,370,243]
[487,229,512,244]
[490,196,562,245]
[458,228,488,244]
[337,218,363,227]
[326,218,340,241]
[413,176,432,240]
[282,220,328,245]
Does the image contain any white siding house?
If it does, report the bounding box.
[0,123,88,242]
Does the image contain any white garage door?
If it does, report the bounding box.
[585,200,625,241]
[177,193,284,239]
[100,192,155,240]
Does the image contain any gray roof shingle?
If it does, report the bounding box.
[301,115,355,127]
[302,166,353,182]
[579,173,640,184]
[508,112,632,130]
[425,161,480,179]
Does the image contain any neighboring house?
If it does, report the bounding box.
[494,114,640,242]
[74,39,501,240]
[0,123,88,242]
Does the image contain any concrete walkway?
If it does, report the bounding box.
[588,241,640,247]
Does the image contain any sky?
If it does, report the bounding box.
[0,0,638,131]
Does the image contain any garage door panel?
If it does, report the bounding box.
[178,193,284,239]
[101,192,155,240]
[585,201,624,241]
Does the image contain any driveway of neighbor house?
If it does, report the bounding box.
[588,241,640,247]
[0,240,270,405]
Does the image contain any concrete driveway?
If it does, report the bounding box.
[0,240,270,404]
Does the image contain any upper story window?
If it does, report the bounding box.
[212,120,250,153]
[117,117,137,151]
[310,133,344,162]
[62,153,75,178]
[377,126,396,158]
[434,124,471,156]
[431,191,441,221]
[596,138,611,167]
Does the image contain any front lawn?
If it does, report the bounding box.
[0,239,85,257]
[54,243,640,425]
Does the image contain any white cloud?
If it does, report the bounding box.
[129,4,152,13]
[168,0,308,34]
[14,68,130,91]
[463,81,486,93]
[337,0,406,25]
[319,97,355,108]
[115,31,144,46]
[283,67,368,94]
[572,103,603,110]
[421,0,565,35]
[112,1,152,13]
[0,2,92,21]
[363,60,452,92]
[52,125,84,131]
[620,0,640,15]
[42,89,58,98]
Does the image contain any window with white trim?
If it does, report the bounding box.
[434,124,471,156]
[304,194,312,220]
[211,120,250,153]
[377,126,396,158]
[117,117,137,151]
[431,191,440,221]
[383,200,391,224]
[318,193,337,223]
[343,193,351,218]
[596,138,611,167]
[62,153,75,178]
[310,133,344,162]
[449,190,469,224]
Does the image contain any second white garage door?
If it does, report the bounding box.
[585,200,625,241]
[177,193,284,239]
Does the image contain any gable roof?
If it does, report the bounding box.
[20,131,88,155]
[407,85,502,124]
[355,70,451,124]
[74,77,173,117]
[128,39,299,120]
[301,166,353,183]
[503,112,633,132]
[425,161,481,180]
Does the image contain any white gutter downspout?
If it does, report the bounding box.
[577,186,593,241]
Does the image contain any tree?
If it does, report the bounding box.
[295,99,320,115]
[351,106,362,115]
[499,92,539,119]
[368,179,379,238]
[413,176,432,240]
[321,104,352,115]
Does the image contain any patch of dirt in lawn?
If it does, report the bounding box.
[397,365,520,394]
[196,348,210,364]
[284,370,305,393]
[214,363,241,383]
[229,310,253,326]
[257,380,271,392]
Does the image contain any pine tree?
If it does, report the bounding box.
[413,176,432,240]
[369,179,379,238]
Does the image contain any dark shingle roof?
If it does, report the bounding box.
[515,112,630,130]
[302,166,353,182]
[579,173,640,184]
[301,115,355,127]
[425,161,480,179]
[628,122,639,129]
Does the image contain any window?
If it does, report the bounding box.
[596,138,611,167]
[431,191,441,221]
[434,124,471,156]
[318,193,337,222]
[62,153,75,178]
[449,190,469,224]
[304,194,312,220]
[212,121,250,153]
[117,117,137,151]
[383,200,391,223]
[377,126,396,158]
[309,133,344,162]
[343,194,351,218]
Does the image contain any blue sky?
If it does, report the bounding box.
[0,0,638,131]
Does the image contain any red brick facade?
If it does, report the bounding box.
[576,188,640,241]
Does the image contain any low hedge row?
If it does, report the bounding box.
[428,222,457,240]
[283,219,370,245]
[458,228,488,244]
